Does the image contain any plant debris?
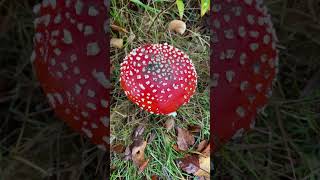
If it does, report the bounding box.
[124,125,149,173]
[176,127,195,151]
[177,143,210,179]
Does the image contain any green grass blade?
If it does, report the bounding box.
[176,0,185,19]
[130,0,160,13]
[200,0,210,17]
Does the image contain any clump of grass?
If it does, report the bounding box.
[110,0,210,179]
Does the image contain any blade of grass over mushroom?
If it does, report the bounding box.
[176,0,184,19]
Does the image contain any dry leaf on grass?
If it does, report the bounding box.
[188,125,202,133]
[111,24,129,33]
[196,140,208,152]
[201,144,210,157]
[194,156,210,178]
[111,143,126,153]
[151,175,159,180]
[176,127,195,151]
[124,125,149,173]
[177,152,210,178]
[164,118,175,131]
[131,140,149,172]
[110,38,123,49]
[168,20,186,35]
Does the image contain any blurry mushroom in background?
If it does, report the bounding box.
[211,0,279,151]
[120,43,197,116]
[168,20,187,35]
[31,0,110,151]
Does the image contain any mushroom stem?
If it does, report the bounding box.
[167,112,177,117]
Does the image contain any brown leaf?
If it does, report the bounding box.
[133,125,145,139]
[111,143,126,153]
[196,140,208,152]
[188,125,202,133]
[151,175,159,180]
[164,118,175,132]
[111,24,129,33]
[194,156,210,178]
[131,139,149,172]
[110,38,123,49]
[177,154,210,178]
[201,144,210,157]
[176,127,195,151]
[177,155,200,174]
[147,131,156,144]
[168,20,186,35]
[172,144,182,152]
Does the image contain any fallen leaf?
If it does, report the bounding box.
[196,140,208,152]
[147,131,156,144]
[151,175,159,180]
[110,38,123,49]
[177,155,200,174]
[111,143,126,153]
[188,125,202,133]
[138,159,149,173]
[168,20,186,35]
[194,156,210,178]
[131,140,148,169]
[164,118,175,132]
[177,154,210,178]
[133,125,145,139]
[201,144,210,157]
[111,24,129,33]
[172,144,182,152]
[176,127,195,151]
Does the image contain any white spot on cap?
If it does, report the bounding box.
[87,42,100,56]
[63,29,73,44]
[92,69,110,88]
[100,116,109,127]
[75,0,83,15]
[88,6,99,16]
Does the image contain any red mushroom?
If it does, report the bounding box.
[211,0,279,151]
[31,0,110,151]
[120,43,197,116]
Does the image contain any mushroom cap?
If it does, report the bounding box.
[31,0,110,151]
[211,0,279,150]
[120,43,197,115]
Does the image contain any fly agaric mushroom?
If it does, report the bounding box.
[31,0,110,151]
[120,43,197,116]
[211,0,279,151]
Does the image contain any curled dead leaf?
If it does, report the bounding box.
[168,20,186,35]
[201,144,210,157]
[111,24,129,33]
[176,127,195,151]
[110,38,123,49]
[164,118,175,132]
[197,140,208,152]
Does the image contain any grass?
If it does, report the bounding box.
[110,0,210,179]
[0,0,319,180]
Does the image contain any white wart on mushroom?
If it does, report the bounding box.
[31,0,110,150]
[120,43,198,115]
[211,0,279,141]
